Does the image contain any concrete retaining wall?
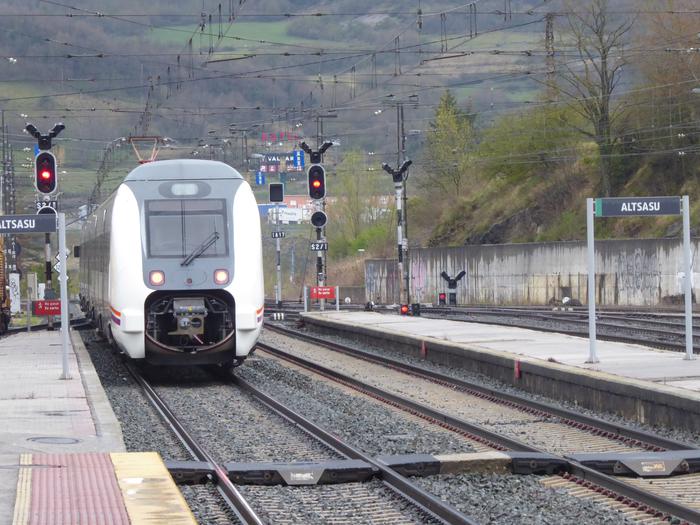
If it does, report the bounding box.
[365,239,698,306]
[338,286,366,304]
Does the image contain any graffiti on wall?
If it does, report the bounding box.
[615,249,660,292]
[411,259,428,302]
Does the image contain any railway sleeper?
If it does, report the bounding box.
[568,450,700,478]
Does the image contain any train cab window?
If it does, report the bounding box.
[146,199,228,259]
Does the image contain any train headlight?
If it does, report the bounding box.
[149,270,165,286]
[214,269,229,285]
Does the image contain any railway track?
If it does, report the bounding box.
[125,359,478,524]
[125,361,263,525]
[261,323,700,523]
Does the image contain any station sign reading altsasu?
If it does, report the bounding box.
[0,214,57,234]
[594,196,682,217]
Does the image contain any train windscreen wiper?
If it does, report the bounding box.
[181,231,220,266]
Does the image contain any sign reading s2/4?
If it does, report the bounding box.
[595,197,681,217]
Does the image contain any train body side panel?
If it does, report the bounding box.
[109,185,149,358]
[226,181,264,356]
[80,194,115,330]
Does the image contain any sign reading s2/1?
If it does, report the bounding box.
[595,197,681,217]
[36,200,58,213]
[310,286,335,300]
[310,242,328,251]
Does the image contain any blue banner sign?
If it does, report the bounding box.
[293,150,305,168]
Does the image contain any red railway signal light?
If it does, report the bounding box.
[307,164,326,200]
[400,304,409,315]
[35,151,57,195]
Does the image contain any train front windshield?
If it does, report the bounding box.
[146,199,229,259]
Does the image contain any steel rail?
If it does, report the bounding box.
[256,340,700,524]
[124,362,264,525]
[232,374,479,525]
[257,341,531,452]
[265,324,696,452]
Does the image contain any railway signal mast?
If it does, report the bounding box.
[26,122,64,330]
[269,182,285,307]
[382,160,412,314]
[300,140,331,310]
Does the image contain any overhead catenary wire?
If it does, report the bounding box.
[2,1,698,190]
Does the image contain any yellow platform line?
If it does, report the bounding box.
[12,454,32,525]
[110,452,197,524]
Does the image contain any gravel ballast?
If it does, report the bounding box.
[152,365,342,464]
[238,353,478,457]
[238,480,441,524]
[417,473,641,525]
[278,322,700,447]
[82,331,188,459]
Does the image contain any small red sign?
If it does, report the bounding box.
[33,299,61,316]
[310,286,336,300]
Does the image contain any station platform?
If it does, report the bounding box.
[300,311,700,434]
[13,451,195,524]
[0,329,194,524]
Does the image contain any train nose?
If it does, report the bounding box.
[145,290,235,359]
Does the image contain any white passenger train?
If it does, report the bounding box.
[78,159,264,368]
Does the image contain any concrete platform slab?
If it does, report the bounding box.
[0,329,125,525]
[306,311,700,391]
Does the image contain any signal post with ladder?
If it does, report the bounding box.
[269,183,285,306]
[300,141,331,310]
[382,160,412,315]
[26,123,65,330]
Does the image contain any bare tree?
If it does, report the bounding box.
[553,0,634,196]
